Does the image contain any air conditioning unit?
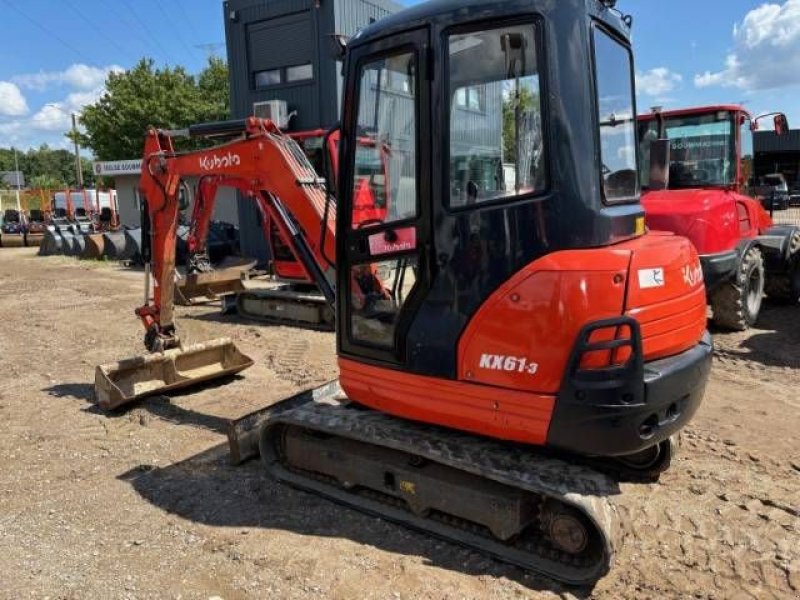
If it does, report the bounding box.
[253,100,291,129]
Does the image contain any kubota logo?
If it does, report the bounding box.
[682,262,704,288]
[199,152,241,171]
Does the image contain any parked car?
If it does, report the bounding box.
[756,173,791,211]
[790,182,800,206]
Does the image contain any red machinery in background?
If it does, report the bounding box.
[639,105,800,330]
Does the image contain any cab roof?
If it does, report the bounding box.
[638,104,749,121]
[350,0,631,47]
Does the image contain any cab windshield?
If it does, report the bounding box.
[639,110,736,189]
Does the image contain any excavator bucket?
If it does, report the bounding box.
[175,258,257,305]
[81,234,105,259]
[94,338,254,410]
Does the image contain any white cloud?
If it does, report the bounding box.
[1,83,108,150]
[636,68,683,97]
[29,86,107,133]
[13,64,124,92]
[0,82,29,116]
[695,0,800,90]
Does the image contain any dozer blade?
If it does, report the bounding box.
[175,259,257,306]
[24,233,44,247]
[94,338,254,410]
[0,233,25,248]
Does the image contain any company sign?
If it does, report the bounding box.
[93,160,143,176]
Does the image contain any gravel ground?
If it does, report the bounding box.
[0,247,797,599]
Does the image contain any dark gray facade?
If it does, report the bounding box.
[754,129,800,186]
[223,0,402,261]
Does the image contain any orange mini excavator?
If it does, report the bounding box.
[96,0,712,584]
[174,127,389,326]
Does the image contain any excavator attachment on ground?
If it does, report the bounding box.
[81,233,106,259]
[94,338,253,410]
[174,258,256,305]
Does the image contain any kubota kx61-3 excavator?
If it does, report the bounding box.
[96,0,713,584]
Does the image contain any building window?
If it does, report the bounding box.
[380,68,412,94]
[455,86,485,112]
[286,63,314,82]
[254,63,314,88]
[255,68,281,87]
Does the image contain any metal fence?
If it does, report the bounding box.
[763,190,800,227]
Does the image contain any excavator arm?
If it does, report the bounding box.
[136,117,337,351]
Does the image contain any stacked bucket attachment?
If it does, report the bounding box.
[94,338,254,410]
[175,258,257,305]
[224,381,622,585]
[101,230,129,260]
[81,234,105,259]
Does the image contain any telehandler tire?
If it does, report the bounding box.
[710,245,764,331]
[764,231,800,305]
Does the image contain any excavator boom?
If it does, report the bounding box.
[95,117,338,408]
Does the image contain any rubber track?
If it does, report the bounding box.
[259,391,624,585]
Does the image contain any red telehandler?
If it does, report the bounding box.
[96,0,713,584]
[639,105,800,330]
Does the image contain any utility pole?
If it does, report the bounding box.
[72,113,84,189]
[12,147,21,212]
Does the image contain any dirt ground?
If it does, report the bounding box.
[0,246,797,600]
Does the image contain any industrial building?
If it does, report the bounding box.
[754,128,800,187]
[223,0,520,262]
[223,0,403,260]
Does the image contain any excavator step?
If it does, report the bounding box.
[175,259,257,305]
[94,338,254,410]
[227,382,622,585]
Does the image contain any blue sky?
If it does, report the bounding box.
[1,0,799,153]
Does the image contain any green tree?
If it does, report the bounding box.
[74,57,230,160]
[502,85,539,163]
[0,145,91,189]
[197,56,230,122]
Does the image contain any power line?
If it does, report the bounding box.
[174,0,199,34]
[1,0,93,63]
[153,1,203,64]
[62,0,139,64]
[195,43,226,60]
[120,0,175,65]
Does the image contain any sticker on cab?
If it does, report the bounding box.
[638,268,665,289]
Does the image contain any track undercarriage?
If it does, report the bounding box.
[226,381,676,585]
[233,284,334,330]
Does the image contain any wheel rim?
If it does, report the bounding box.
[746,265,763,317]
